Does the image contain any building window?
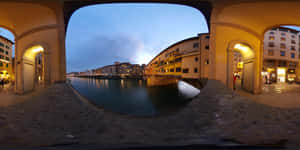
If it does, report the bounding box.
[205,45,209,50]
[6,64,8,68]
[268,42,275,47]
[291,40,296,44]
[175,57,182,62]
[280,43,286,49]
[280,51,285,56]
[5,57,9,61]
[268,50,274,56]
[269,32,275,34]
[205,35,210,39]
[269,36,275,40]
[170,68,174,72]
[0,63,2,67]
[281,33,286,36]
[194,68,198,73]
[291,53,295,58]
[182,68,189,73]
[175,67,181,72]
[193,43,199,48]
[0,48,3,53]
[280,37,286,41]
[0,42,4,47]
[205,59,209,64]
[195,57,198,62]
[5,51,8,55]
[0,55,3,59]
[292,35,296,38]
[291,46,296,51]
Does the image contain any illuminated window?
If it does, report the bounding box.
[269,36,275,40]
[291,53,295,58]
[268,50,274,56]
[280,37,286,41]
[280,51,285,56]
[280,43,286,49]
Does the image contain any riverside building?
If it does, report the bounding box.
[0,35,13,81]
[145,33,210,80]
[263,27,300,83]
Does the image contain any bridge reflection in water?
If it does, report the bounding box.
[68,76,201,117]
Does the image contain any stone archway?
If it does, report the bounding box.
[227,42,255,93]
[22,45,45,93]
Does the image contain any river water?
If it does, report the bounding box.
[69,77,197,117]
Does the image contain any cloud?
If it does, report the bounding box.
[66,33,151,72]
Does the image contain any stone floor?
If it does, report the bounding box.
[236,81,300,108]
[0,81,299,149]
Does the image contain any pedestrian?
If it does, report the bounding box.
[233,74,236,90]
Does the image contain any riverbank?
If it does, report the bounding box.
[0,81,299,148]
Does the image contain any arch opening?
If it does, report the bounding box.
[22,45,44,93]
[228,42,255,93]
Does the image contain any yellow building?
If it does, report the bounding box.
[146,33,210,80]
[0,35,13,82]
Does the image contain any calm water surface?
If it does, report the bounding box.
[69,77,192,116]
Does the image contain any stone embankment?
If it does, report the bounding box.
[0,81,299,148]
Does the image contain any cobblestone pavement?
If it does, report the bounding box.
[237,82,300,108]
[0,81,299,149]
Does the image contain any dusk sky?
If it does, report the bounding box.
[1,4,300,73]
[65,3,208,73]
